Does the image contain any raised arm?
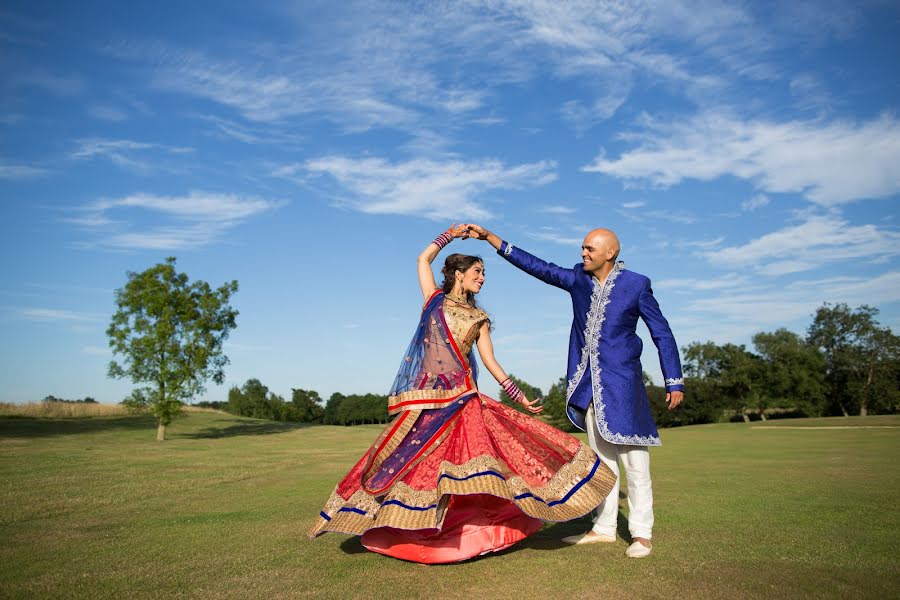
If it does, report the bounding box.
[418,224,470,301]
[475,322,542,414]
[465,224,576,291]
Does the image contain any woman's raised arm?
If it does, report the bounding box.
[418,224,469,301]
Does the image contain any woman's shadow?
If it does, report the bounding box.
[338,492,632,559]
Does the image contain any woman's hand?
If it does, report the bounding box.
[519,395,543,415]
[447,223,470,240]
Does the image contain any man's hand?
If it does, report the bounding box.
[463,224,502,250]
[666,390,684,411]
[464,223,488,240]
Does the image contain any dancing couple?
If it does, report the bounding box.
[308,223,684,563]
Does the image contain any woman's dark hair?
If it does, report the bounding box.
[441,253,484,308]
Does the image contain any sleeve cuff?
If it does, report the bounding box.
[498,240,513,257]
[665,377,685,391]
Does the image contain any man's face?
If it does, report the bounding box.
[581,234,611,273]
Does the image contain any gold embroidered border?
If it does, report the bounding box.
[387,385,470,415]
[308,488,381,537]
[362,410,420,480]
[309,443,616,538]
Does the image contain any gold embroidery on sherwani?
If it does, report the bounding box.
[308,443,616,537]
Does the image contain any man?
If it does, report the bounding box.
[465,224,684,558]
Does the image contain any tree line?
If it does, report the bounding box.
[173,303,900,430]
[104,257,897,440]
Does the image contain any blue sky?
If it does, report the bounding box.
[2,1,899,405]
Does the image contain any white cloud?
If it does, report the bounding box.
[70,138,194,174]
[585,111,900,206]
[526,228,583,246]
[622,201,645,209]
[20,308,97,322]
[86,105,129,122]
[0,162,47,179]
[741,194,770,211]
[539,205,576,214]
[82,345,110,356]
[681,271,900,331]
[299,156,556,221]
[705,214,900,274]
[70,191,284,250]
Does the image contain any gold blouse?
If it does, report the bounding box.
[442,298,489,357]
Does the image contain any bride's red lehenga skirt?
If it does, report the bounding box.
[308,394,616,564]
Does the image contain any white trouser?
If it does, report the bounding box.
[585,404,654,540]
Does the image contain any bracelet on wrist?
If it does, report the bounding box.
[433,231,453,250]
[500,377,524,403]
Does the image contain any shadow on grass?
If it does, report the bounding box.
[177,420,313,439]
[339,536,369,555]
[338,506,634,563]
[0,414,159,438]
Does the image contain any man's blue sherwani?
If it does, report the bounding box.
[498,241,684,446]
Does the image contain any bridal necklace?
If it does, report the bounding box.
[446,290,470,305]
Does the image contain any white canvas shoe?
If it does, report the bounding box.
[562,531,617,545]
[625,540,652,558]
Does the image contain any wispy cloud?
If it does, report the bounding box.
[585,111,900,206]
[705,213,900,275]
[297,156,556,221]
[526,227,583,246]
[70,138,193,174]
[69,191,284,250]
[539,205,576,214]
[0,162,47,179]
[20,308,98,322]
[741,194,770,211]
[82,345,110,356]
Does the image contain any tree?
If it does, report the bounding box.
[683,341,763,421]
[807,303,900,416]
[542,376,575,431]
[289,388,325,423]
[498,374,542,414]
[752,329,826,417]
[107,257,238,441]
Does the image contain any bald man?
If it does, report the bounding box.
[465,224,684,558]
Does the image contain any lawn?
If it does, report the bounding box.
[1,411,898,599]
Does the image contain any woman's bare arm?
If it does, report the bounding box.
[418,224,470,300]
[475,322,542,414]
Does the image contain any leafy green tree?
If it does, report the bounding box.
[752,329,826,417]
[107,257,238,441]
[541,376,575,431]
[683,341,763,421]
[807,303,900,416]
[290,388,325,423]
[498,375,542,414]
[324,392,345,425]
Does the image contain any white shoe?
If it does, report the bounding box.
[625,540,652,558]
[562,531,616,545]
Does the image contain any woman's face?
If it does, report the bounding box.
[459,262,485,295]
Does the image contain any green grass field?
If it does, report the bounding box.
[1,411,898,599]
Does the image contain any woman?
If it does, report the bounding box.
[308,225,616,564]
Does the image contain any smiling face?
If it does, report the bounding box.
[581,229,620,275]
[457,261,485,295]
